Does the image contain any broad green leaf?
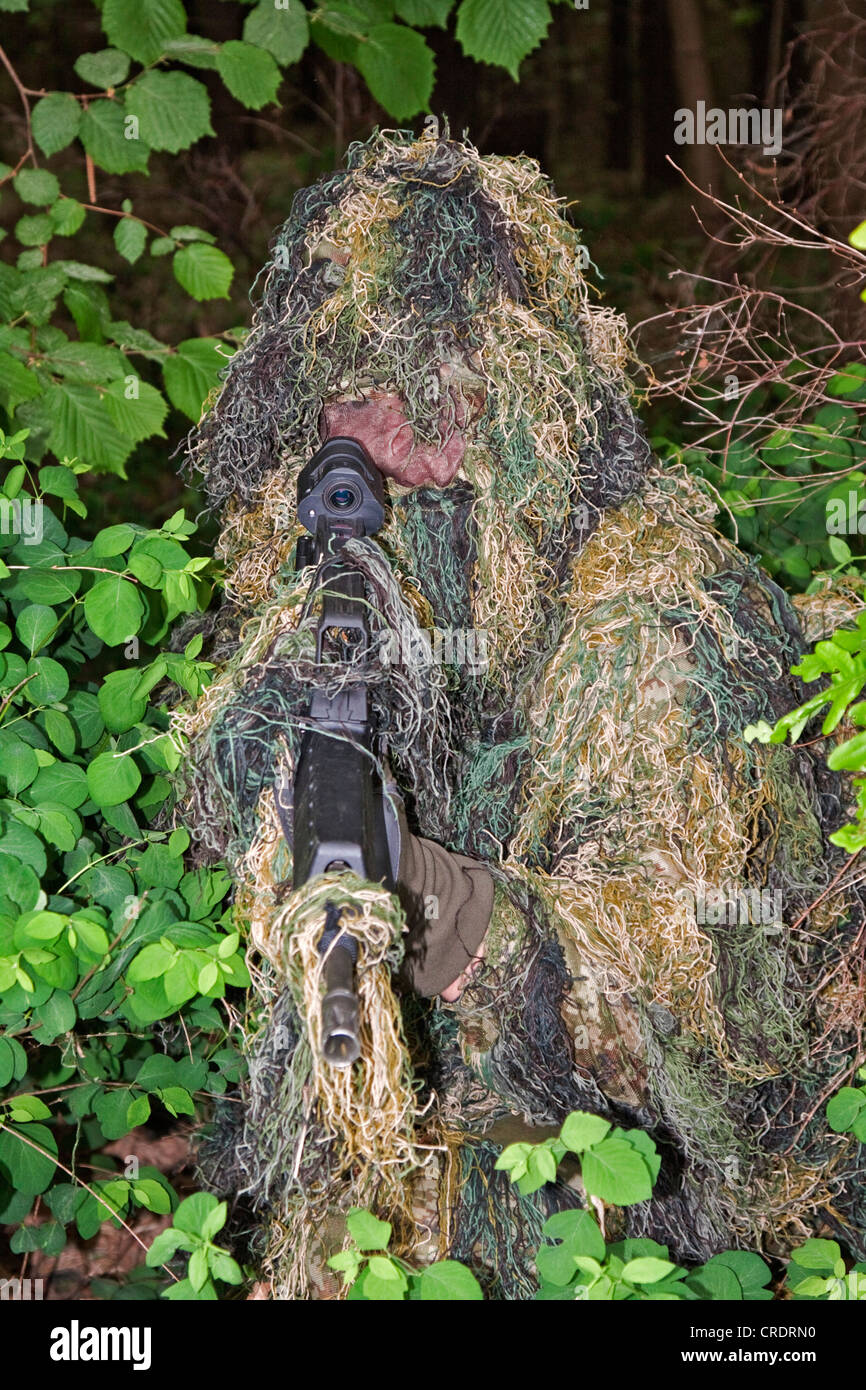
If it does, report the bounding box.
[15,213,53,247]
[45,382,134,474]
[125,71,214,154]
[101,0,188,65]
[560,1111,611,1153]
[216,40,282,109]
[29,760,88,806]
[93,522,136,556]
[79,101,151,176]
[6,1096,52,1125]
[687,1262,743,1300]
[114,217,147,264]
[24,655,69,704]
[0,351,41,411]
[42,708,76,756]
[31,93,81,156]
[346,1207,392,1251]
[243,0,309,64]
[456,0,551,80]
[75,48,131,88]
[704,1250,772,1293]
[162,337,225,420]
[172,244,234,301]
[850,220,866,250]
[86,749,142,805]
[356,24,434,120]
[210,1251,243,1284]
[580,1137,654,1206]
[14,169,61,206]
[0,1122,58,1194]
[32,988,76,1042]
[162,35,220,69]
[396,0,454,25]
[826,1086,866,1133]
[84,573,145,645]
[49,199,87,237]
[159,1085,195,1117]
[102,378,168,443]
[16,603,57,655]
[131,1176,171,1213]
[793,1238,841,1271]
[146,1226,192,1266]
[622,1256,677,1284]
[418,1259,483,1300]
[1,737,39,793]
[45,340,126,383]
[542,1208,606,1260]
[99,667,148,733]
[173,1190,220,1236]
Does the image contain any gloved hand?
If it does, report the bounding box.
[393,799,494,999]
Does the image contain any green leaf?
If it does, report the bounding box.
[102,378,168,443]
[101,0,188,65]
[25,655,69,704]
[687,1261,743,1301]
[146,1226,192,1267]
[216,40,282,109]
[209,1251,243,1285]
[162,35,221,69]
[455,0,551,80]
[6,1094,52,1122]
[188,1246,208,1291]
[99,667,148,733]
[0,351,41,411]
[243,0,309,64]
[356,24,434,120]
[75,49,131,88]
[33,988,77,1042]
[0,1122,58,1194]
[418,1259,483,1300]
[622,1256,677,1285]
[704,1250,772,1293]
[542,1208,606,1260]
[16,603,57,655]
[87,749,142,806]
[45,382,134,474]
[1,738,39,793]
[793,1238,841,1271]
[93,522,136,556]
[84,573,145,645]
[172,245,234,302]
[79,101,151,176]
[31,93,81,156]
[173,1190,220,1236]
[560,1111,611,1153]
[125,71,214,154]
[49,199,87,237]
[158,1085,195,1117]
[15,213,53,247]
[396,0,454,25]
[581,1137,654,1206]
[29,760,88,807]
[346,1207,392,1251]
[114,217,148,265]
[14,169,61,206]
[163,337,225,420]
[826,1086,866,1133]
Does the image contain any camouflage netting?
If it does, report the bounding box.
[173,128,866,1298]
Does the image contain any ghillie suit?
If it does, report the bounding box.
[176,129,866,1299]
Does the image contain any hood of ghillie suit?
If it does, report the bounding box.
[177,129,866,1299]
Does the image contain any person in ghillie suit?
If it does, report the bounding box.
[176,127,866,1298]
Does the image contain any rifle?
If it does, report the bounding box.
[280,436,398,1066]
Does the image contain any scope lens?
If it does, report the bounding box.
[326,483,360,511]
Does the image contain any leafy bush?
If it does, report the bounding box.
[0,430,246,1284]
[332,1113,866,1301]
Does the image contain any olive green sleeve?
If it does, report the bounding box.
[395,802,495,998]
